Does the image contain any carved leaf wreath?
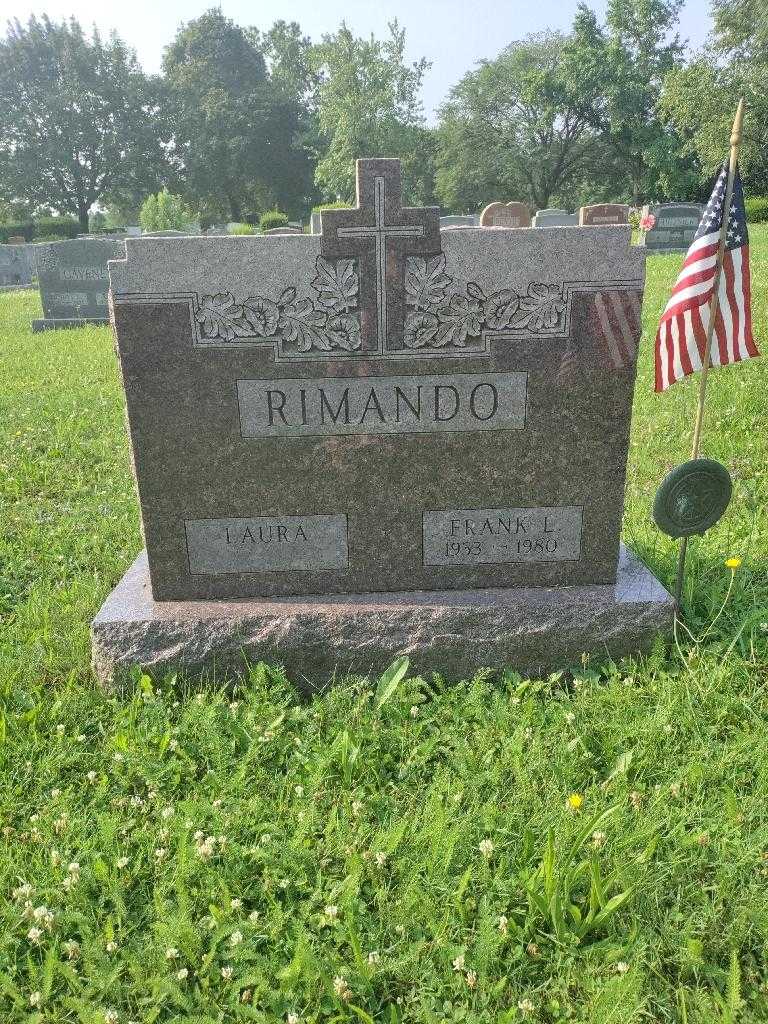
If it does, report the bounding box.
[196,256,362,352]
[404,256,567,349]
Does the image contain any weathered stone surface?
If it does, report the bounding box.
[640,203,703,251]
[579,204,629,226]
[34,237,124,330]
[534,209,578,228]
[480,202,531,227]
[92,544,674,689]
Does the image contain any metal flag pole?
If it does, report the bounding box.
[674,97,745,609]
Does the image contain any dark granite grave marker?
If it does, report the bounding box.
[579,204,629,226]
[94,158,673,684]
[640,203,703,251]
[33,238,125,331]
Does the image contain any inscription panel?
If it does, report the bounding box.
[423,506,583,566]
[185,515,349,574]
[238,371,527,438]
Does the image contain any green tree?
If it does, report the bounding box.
[139,190,189,231]
[435,32,600,212]
[312,21,434,204]
[0,16,169,231]
[163,9,315,222]
[563,0,688,202]
[660,0,768,193]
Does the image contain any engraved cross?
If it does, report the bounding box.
[320,159,440,353]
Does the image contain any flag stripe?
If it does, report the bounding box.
[654,164,758,391]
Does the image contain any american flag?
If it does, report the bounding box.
[654,163,758,391]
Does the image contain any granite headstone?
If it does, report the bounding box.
[32,238,125,331]
[640,203,703,251]
[310,212,322,235]
[94,158,674,683]
[0,244,33,288]
[480,201,531,228]
[533,209,579,228]
[579,204,629,226]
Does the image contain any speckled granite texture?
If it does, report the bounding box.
[92,544,674,690]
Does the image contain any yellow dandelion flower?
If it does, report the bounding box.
[725,557,742,570]
[567,793,583,811]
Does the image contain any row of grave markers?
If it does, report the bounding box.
[0,201,704,330]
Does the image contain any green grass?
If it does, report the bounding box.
[0,234,767,1023]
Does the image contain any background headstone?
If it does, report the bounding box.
[32,238,125,331]
[0,243,33,288]
[640,203,703,251]
[533,209,579,227]
[480,201,531,227]
[579,204,629,226]
[440,215,480,228]
[264,226,303,235]
[310,212,322,234]
[143,229,186,237]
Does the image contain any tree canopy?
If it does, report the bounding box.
[0,3,765,227]
[0,16,168,230]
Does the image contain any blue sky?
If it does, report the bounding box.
[6,0,713,120]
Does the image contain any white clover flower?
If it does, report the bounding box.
[154,847,168,861]
[230,930,243,947]
[592,830,607,849]
[176,967,188,981]
[367,950,380,964]
[165,947,179,960]
[466,969,477,989]
[161,806,174,820]
[221,965,233,980]
[29,992,42,1007]
[452,953,465,971]
[116,856,129,869]
[374,851,387,867]
[294,785,304,797]
[230,898,242,910]
[498,914,509,935]
[410,705,420,718]
[324,905,338,919]
[616,961,630,974]
[351,799,363,815]
[51,788,62,798]
[12,882,33,901]
[168,739,179,752]
[56,724,65,735]
[287,1014,300,1024]
[479,839,494,858]
[333,975,352,1001]
[518,998,535,1015]
[63,939,81,960]
[68,862,80,875]
[212,799,223,809]
[85,770,97,784]
[565,712,575,724]
[105,940,118,953]
[27,926,43,944]
[104,1010,118,1024]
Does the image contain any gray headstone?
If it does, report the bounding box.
[533,209,579,228]
[32,238,125,331]
[143,230,186,237]
[0,243,33,287]
[264,226,303,235]
[641,203,703,251]
[440,215,480,228]
[126,226,142,237]
[107,157,647,605]
[310,212,322,235]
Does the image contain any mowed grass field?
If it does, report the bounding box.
[0,231,766,1023]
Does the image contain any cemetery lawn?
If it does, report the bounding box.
[0,232,767,1024]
